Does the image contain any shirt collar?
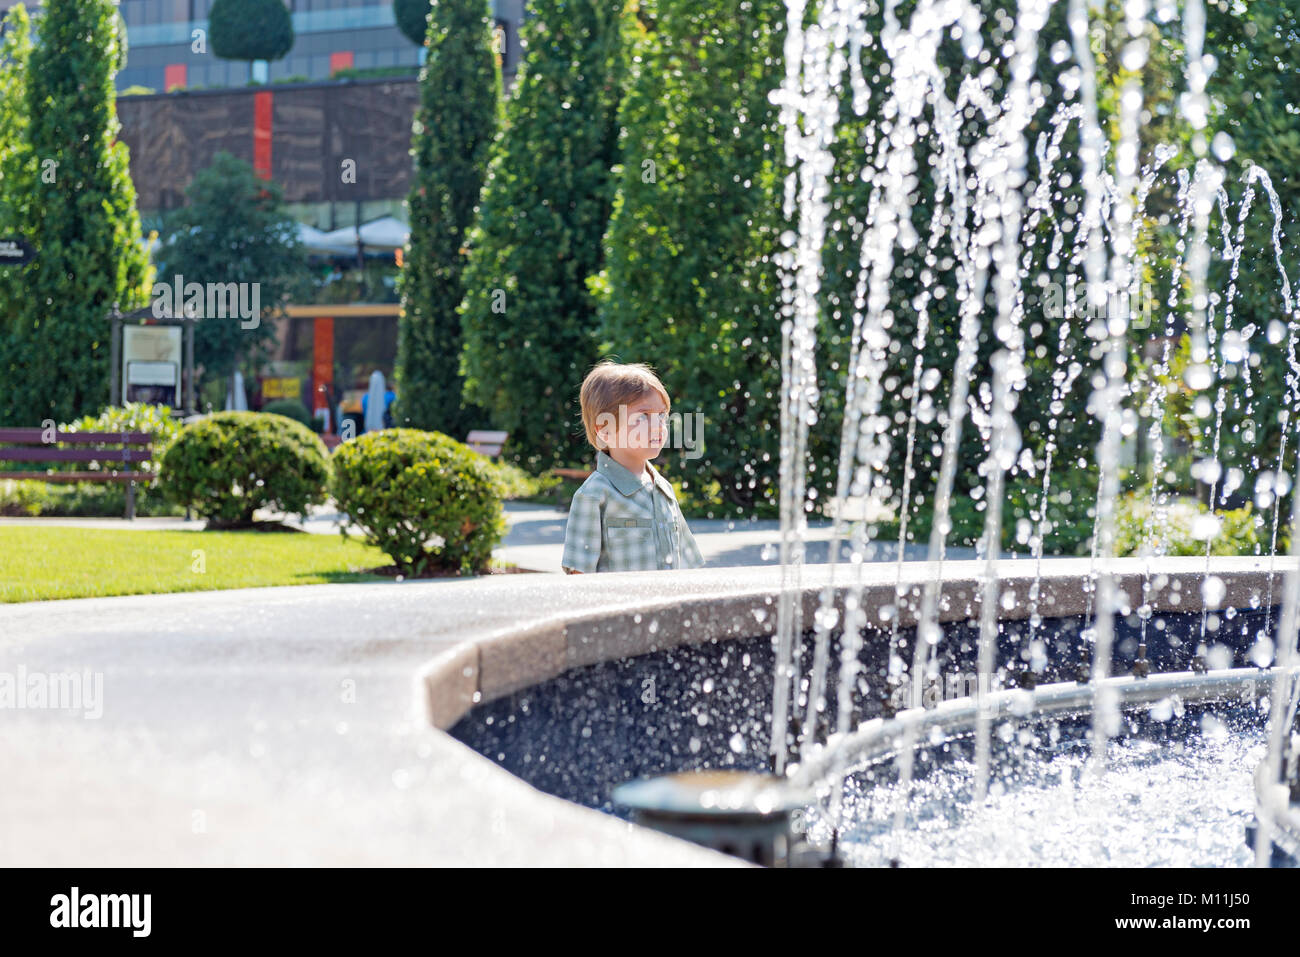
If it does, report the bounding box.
[596,450,675,499]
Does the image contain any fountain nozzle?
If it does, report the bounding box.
[613,770,829,867]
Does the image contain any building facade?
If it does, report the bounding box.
[0,0,524,427]
[0,0,524,93]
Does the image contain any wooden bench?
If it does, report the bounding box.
[465,429,508,458]
[0,428,153,519]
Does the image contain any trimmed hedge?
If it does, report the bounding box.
[331,428,506,575]
[160,411,330,525]
[260,398,313,429]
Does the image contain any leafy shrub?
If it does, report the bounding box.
[260,399,313,429]
[62,402,183,477]
[493,461,559,501]
[331,429,506,574]
[1114,493,1261,557]
[160,411,330,526]
[0,479,47,516]
[0,479,181,518]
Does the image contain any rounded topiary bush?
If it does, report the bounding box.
[160,411,330,526]
[332,428,506,575]
[208,0,294,63]
[260,398,313,429]
[393,0,432,46]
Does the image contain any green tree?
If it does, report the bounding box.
[1199,1,1300,495]
[460,0,629,471]
[208,0,294,65]
[156,152,308,397]
[0,0,152,425]
[0,6,34,249]
[593,0,786,516]
[396,0,501,434]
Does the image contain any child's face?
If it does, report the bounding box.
[597,394,669,458]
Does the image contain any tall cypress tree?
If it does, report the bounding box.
[396,0,501,435]
[0,7,34,256]
[594,0,786,516]
[459,0,628,471]
[0,0,151,424]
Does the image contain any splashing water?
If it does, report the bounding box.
[771,0,1300,864]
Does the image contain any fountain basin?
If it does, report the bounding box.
[425,557,1298,864]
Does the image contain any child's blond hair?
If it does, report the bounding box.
[579,360,671,452]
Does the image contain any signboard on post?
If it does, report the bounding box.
[0,238,35,267]
[122,325,183,406]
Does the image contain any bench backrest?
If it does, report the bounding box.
[465,429,508,458]
[0,429,153,465]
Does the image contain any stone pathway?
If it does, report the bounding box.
[0,501,969,573]
[0,573,777,866]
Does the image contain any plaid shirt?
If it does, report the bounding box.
[561,451,706,573]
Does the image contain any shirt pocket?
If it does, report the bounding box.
[605,523,652,566]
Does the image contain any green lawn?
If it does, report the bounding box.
[0,527,394,603]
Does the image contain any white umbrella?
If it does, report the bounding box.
[363,370,387,433]
[225,370,248,411]
[297,223,355,256]
[313,217,410,256]
[356,216,409,250]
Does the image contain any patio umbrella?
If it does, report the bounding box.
[363,370,386,434]
[225,370,248,411]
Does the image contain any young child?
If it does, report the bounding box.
[561,361,706,574]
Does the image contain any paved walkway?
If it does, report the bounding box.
[0,501,962,572]
[0,571,786,866]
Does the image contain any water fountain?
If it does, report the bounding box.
[758,0,1300,867]
[445,0,1300,867]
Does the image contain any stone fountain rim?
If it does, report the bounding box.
[420,554,1295,732]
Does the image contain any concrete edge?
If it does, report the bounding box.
[420,556,1295,731]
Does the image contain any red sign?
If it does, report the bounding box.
[312,317,334,414]
[253,91,273,181]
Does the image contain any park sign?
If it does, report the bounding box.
[0,237,35,266]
